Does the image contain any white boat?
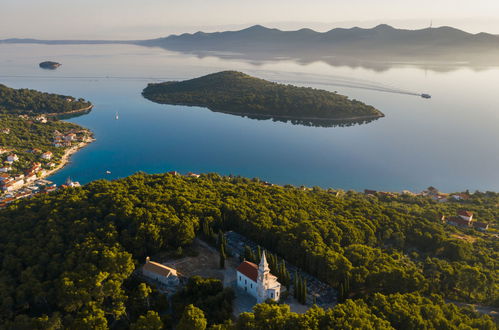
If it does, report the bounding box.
[105,170,111,174]
[115,112,119,120]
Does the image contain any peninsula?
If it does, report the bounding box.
[142,71,384,124]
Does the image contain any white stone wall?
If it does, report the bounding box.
[237,271,258,298]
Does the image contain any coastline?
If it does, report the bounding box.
[44,104,94,117]
[43,134,95,181]
[144,99,384,123]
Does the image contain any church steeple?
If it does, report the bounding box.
[256,251,270,303]
[259,251,269,272]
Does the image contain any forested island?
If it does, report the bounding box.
[39,61,61,70]
[142,71,384,126]
[0,172,496,328]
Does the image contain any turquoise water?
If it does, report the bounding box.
[0,44,498,192]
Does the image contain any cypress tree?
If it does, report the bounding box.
[219,244,226,269]
[302,278,307,304]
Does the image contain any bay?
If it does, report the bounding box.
[0,43,498,192]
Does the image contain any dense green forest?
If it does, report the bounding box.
[0,172,496,328]
[142,71,384,123]
[0,84,91,115]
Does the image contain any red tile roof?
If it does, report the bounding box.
[458,210,473,217]
[236,261,258,282]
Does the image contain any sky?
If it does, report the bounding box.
[1,0,499,39]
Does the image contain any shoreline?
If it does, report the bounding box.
[44,104,94,117]
[144,99,383,123]
[5,133,94,194]
[43,134,95,181]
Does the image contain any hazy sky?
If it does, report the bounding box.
[2,0,499,39]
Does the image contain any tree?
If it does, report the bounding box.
[177,304,207,330]
[219,244,226,269]
[130,311,163,330]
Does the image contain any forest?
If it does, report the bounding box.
[142,71,384,122]
[0,84,91,115]
[0,172,496,328]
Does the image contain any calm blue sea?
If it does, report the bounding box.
[1,44,498,192]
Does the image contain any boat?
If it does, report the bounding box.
[115,112,119,120]
[421,93,431,99]
[105,170,111,174]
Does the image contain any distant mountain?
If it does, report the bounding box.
[2,25,499,68]
[140,24,499,60]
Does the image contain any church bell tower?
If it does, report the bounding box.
[256,251,270,303]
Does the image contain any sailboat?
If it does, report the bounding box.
[115,112,119,120]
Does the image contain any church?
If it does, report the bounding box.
[236,251,281,303]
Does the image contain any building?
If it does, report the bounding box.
[0,166,11,173]
[236,252,281,303]
[142,257,179,286]
[457,210,473,222]
[41,151,53,160]
[7,154,19,162]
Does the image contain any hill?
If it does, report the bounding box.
[0,172,497,328]
[141,24,499,62]
[142,71,383,125]
[0,84,92,116]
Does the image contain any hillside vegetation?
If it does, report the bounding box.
[142,71,383,124]
[0,172,497,328]
[0,84,91,115]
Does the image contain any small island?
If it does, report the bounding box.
[142,71,384,126]
[39,61,61,69]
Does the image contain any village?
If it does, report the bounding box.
[0,116,90,208]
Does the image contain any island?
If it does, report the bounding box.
[142,71,384,127]
[0,84,93,201]
[39,61,61,69]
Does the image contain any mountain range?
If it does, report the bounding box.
[140,24,499,58]
[3,24,499,67]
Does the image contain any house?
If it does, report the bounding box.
[1,128,10,134]
[7,154,19,162]
[186,172,200,178]
[457,210,473,222]
[445,216,473,228]
[41,151,53,160]
[0,166,11,173]
[142,257,179,286]
[0,148,8,154]
[168,171,179,176]
[35,116,48,123]
[473,222,489,231]
[1,178,24,192]
[63,133,77,141]
[236,252,281,303]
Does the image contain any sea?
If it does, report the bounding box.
[0,43,498,192]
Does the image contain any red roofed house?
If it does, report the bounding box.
[458,210,473,222]
[41,151,53,160]
[236,252,281,303]
[142,257,179,286]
